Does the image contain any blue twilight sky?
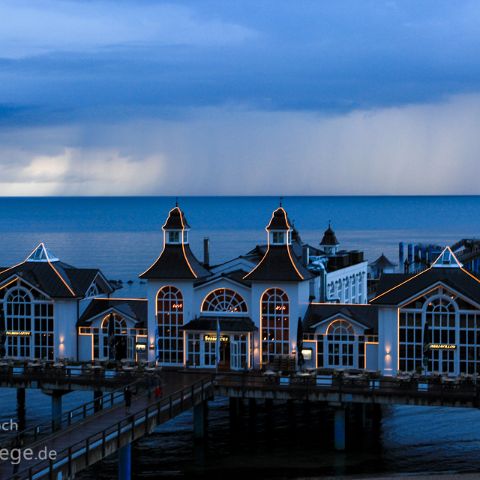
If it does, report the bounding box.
[1,0,480,195]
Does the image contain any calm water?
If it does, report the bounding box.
[1,196,480,477]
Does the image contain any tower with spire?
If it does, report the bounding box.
[140,205,210,364]
[320,222,339,256]
[244,206,315,367]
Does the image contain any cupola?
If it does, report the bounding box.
[140,204,210,280]
[266,207,292,246]
[320,222,339,256]
[244,207,314,282]
[163,206,190,245]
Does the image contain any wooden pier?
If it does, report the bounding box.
[0,371,214,480]
[2,369,480,479]
[0,364,138,392]
[216,371,480,408]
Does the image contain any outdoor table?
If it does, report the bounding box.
[263,370,277,383]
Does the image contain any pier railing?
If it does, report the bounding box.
[215,371,480,406]
[11,376,214,480]
[1,379,146,451]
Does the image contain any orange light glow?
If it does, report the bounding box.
[364,341,379,369]
[244,207,304,281]
[140,206,198,278]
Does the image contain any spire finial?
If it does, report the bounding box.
[328,220,331,228]
[279,196,283,207]
[175,197,179,207]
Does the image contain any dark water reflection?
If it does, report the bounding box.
[75,398,480,479]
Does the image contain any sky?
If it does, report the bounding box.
[1,0,480,195]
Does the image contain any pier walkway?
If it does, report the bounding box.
[0,364,140,392]
[0,371,214,480]
[216,371,480,408]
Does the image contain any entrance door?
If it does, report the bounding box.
[115,336,127,361]
[219,337,231,370]
[430,347,456,374]
[231,335,248,370]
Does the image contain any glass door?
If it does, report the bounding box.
[231,335,248,370]
[231,340,240,370]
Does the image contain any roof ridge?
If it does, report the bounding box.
[371,267,431,302]
[47,260,76,297]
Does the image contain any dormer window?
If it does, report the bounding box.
[183,230,188,244]
[168,231,181,244]
[272,231,286,245]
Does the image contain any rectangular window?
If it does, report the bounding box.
[272,232,285,244]
[168,231,181,243]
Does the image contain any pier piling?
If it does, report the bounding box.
[118,443,132,480]
[51,391,63,431]
[334,407,346,451]
[193,401,208,441]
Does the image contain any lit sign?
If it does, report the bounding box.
[301,348,313,361]
[6,331,31,337]
[135,344,147,351]
[429,344,456,350]
[275,305,287,311]
[204,335,229,343]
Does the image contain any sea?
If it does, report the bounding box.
[1,195,480,478]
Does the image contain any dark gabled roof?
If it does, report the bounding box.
[373,273,408,297]
[371,267,480,306]
[370,253,397,268]
[320,223,339,246]
[140,206,208,280]
[181,316,257,332]
[78,298,147,327]
[0,258,112,299]
[163,206,190,230]
[139,244,210,280]
[266,207,290,231]
[244,245,315,282]
[303,303,378,333]
[62,267,113,295]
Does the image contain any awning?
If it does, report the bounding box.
[181,316,257,333]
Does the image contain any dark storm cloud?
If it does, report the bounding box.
[1,1,480,195]
[1,0,480,124]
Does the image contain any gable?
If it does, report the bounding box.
[372,267,480,306]
[210,257,256,275]
[400,283,480,311]
[309,313,370,335]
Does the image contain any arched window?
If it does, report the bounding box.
[261,288,289,364]
[201,288,247,313]
[6,288,32,328]
[326,319,355,367]
[101,314,127,333]
[157,286,183,364]
[3,286,53,360]
[101,314,132,360]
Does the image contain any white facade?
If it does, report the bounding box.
[326,262,368,304]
